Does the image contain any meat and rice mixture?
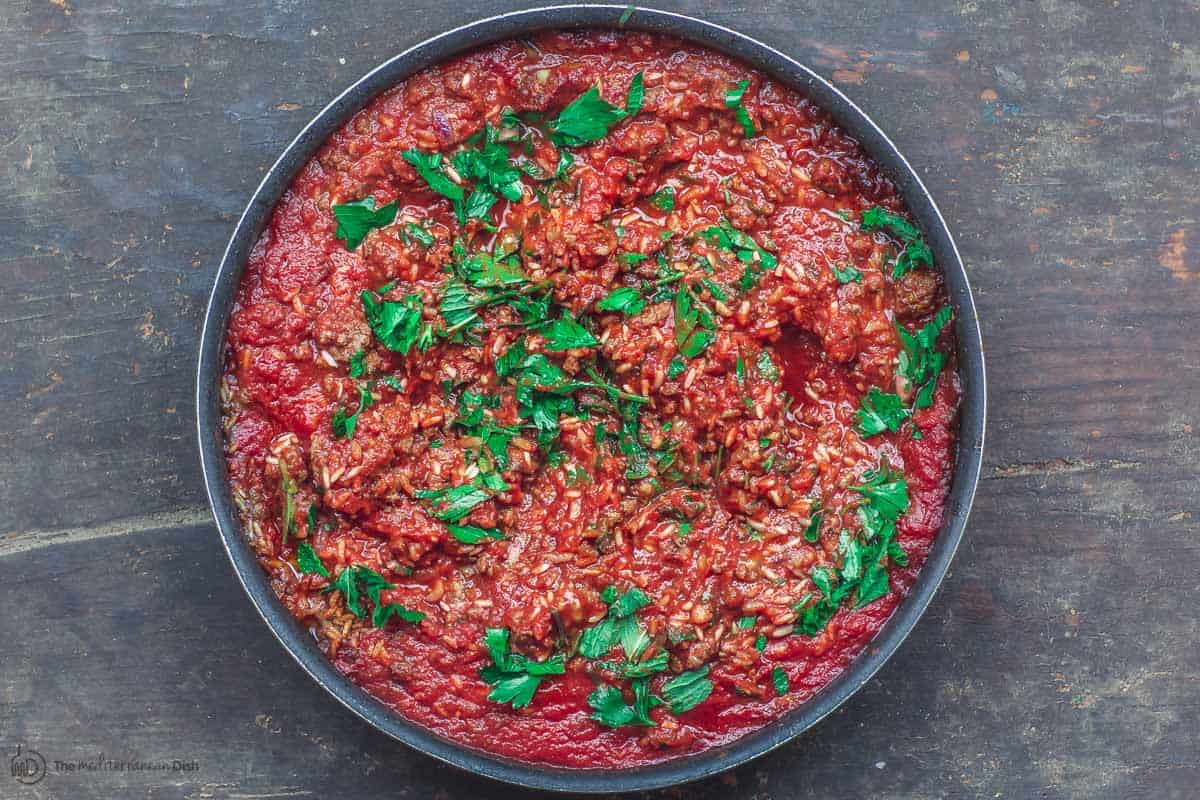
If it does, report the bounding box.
[221,30,960,767]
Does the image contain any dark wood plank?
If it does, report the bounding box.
[0,0,1197,798]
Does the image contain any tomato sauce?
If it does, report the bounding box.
[221,30,959,767]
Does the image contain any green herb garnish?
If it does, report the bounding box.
[278,461,297,544]
[578,586,652,660]
[588,679,659,727]
[702,219,776,289]
[856,385,909,437]
[549,72,645,147]
[861,206,933,278]
[445,524,504,545]
[402,149,465,204]
[649,185,675,211]
[897,305,952,408]
[725,79,755,138]
[331,384,374,440]
[674,285,717,358]
[332,196,398,250]
[597,286,647,316]
[661,666,713,714]
[361,291,427,355]
[832,264,863,284]
[480,627,565,709]
[772,666,789,696]
[296,541,328,577]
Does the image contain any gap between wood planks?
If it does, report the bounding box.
[0,506,213,558]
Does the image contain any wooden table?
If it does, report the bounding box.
[2,1,1196,797]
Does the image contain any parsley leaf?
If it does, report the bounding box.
[402,222,435,248]
[348,349,366,378]
[661,666,713,713]
[549,72,645,147]
[851,466,910,524]
[445,523,503,545]
[832,264,863,284]
[796,467,911,634]
[452,131,524,203]
[772,666,789,696]
[861,206,933,278]
[331,384,374,440]
[597,286,646,315]
[897,305,952,408]
[804,503,823,543]
[725,80,755,138]
[649,185,675,211]
[278,462,297,544]
[856,385,909,437]
[402,149,465,203]
[296,541,328,577]
[667,357,686,380]
[325,564,414,627]
[332,196,398,250]
[702,219,776,288]
[373,603,426,627]
[674,285,717,359]
[588,679,659,727]
[578,587,651,660]
[542,317,598,351]
[414,479,504,523]
[480,627,565,709]
[361,291,426,355]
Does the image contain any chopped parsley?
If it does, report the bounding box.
[445,523,503,545]
[756,349,779,381]
[331,384,373,440]
[804,503,823,543]
[856,385,909,437]
[725,79,755,138]
[661,666,713,714]
[480,627,565,709]
[674,285,717,358]
[549,72,645,147]
[414,476,506,523]
[772,666,789,696]
[542,316,598,351]
[667,357,686,380]
[361,291,428,356]
[736,615,757,629]
[897,305,953,408]
[401,222,435,248]
[832,263,863,284]
[325,564,424,628]
[295,541,328,577]
[649,185,675,211]
[332,196,398,250]
[861,206,933,279]
[702,219,776,289]
[278,462,297,544]
[348,349,366,378]
[402,149,465,205]
[797,466,911,636]
[588,679,659,727]
[597,286,646,316]
[578,586,652,660]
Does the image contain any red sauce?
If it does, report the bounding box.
[221,30,959,768]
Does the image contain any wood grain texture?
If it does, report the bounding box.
[0,0,1197,798]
